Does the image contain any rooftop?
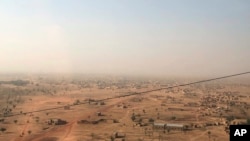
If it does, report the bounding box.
[166,123,184,128]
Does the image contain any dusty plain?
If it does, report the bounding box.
[0,74,249,141]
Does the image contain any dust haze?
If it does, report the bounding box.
[1,1,250,77]
[0,1,250,141]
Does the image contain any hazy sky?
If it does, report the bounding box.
[0,0,249,77]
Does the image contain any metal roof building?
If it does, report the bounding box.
[166,123,184,128]
[153,123,165,127]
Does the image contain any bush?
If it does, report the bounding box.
[0,128,6,133]
[246,119,250,125]
[148,118,154,122]
[131,115,136,121]
[14,120,18,124]
[171,116,176,120]
[226,116,234,122]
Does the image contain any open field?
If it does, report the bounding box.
[0,74,249,141]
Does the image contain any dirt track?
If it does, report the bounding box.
[20,97,129,141]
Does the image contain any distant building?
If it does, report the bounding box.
[153,123,166,130]
[153,123,186,131]
[166,123,184,130]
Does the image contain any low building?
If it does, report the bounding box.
[153,123,166,130]
[153,123,187,131]
[166,123,185,130]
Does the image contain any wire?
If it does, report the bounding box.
[2,71,250,118]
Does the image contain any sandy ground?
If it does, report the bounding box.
[0,75,249,141]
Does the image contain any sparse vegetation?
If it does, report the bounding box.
[0,74,248,141]
[226,116,234,122]
[148,118,154,122]
[14,120,18,124]
[171,116,176,120]
[208,131,211,140]
[0,128,6,133]
[131,115,136,121]
[246,118,250,125]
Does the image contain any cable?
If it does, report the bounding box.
[2,71,250,118]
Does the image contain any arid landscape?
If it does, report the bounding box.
[1,1,250,141]
[0,74,249,141]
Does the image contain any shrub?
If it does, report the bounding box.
[148,118,154,122]
[171,116,176,120]
[246,118,250,125]
[131,115,136,121]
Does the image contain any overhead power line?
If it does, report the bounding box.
[2,71,250,118]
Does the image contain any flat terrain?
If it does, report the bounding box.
[0,74,249,141]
